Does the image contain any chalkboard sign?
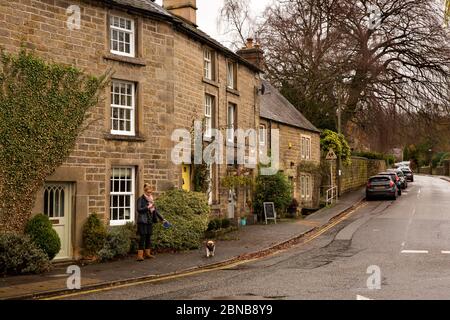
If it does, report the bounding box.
[263,202,277,225]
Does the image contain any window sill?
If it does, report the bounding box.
[103,53,147,67]
[202,77,219,88]
[104,133,146,142]
[226,87,240,96]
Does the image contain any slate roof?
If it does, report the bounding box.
[260,80,320,133]
[99,0,262,72]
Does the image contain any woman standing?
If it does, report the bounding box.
[136,184,166,262]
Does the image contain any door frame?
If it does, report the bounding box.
[43,182,74,261]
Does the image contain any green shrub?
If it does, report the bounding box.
[253,172,292,217]
[432,152,450,168]
[221,218,231,229]
[352,151,396,166]
[82,214,107,257]
[0,233,51,275]
[207,218,222,231]
[153,189,210,251]
[320,129,352,165]
[98,227,131,261]
[25,214,61,260]
[122,223,139,254]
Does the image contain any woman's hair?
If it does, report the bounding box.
[144,183,153,193]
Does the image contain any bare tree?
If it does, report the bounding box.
[259,0,450,150]
[218,0,259,50]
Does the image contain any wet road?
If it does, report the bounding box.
[63,175,450,300]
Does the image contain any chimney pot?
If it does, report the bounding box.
[246,38,254,48]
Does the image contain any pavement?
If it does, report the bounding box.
[0,188,365,300]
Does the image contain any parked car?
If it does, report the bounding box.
[387,168,408,189]
[366,175,398,201]
[378,172,402,196]
[395,161,411,168]
[400,167,414,182]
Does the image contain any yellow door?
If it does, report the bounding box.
[182,165,191,191]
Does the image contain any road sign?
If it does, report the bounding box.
[326,149,337,160]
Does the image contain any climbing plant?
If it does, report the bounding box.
[193,164,210,193]
[320,129,352,166]
[0,49,109,232]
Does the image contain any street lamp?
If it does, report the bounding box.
[429,148,433,173]
[335,71,355,196]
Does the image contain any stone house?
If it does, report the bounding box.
[0,0,263,260]
[259,80,321,209]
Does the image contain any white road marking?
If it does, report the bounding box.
[441,251,450,254]
[401,250,429,254]
[401,208,416,250]
[356,295,373,300]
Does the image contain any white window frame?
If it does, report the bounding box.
[227,61,235,89]
[111,80,136,136]
[207,164,213,205]
[110,167,136,226]
[227,103,236,143]
[110,15,135,58]
[204,49,212,80]
[300,174,312,201]
[259,124,266,145]
[205,94,213,138]
[301,135,312,160]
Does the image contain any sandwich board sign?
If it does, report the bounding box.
[263,202,277,225]
[326,148,337,160]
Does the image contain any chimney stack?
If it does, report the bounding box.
[163,0,198,26]
[237,38,264,70]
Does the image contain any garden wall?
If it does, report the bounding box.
[328,157,386,194]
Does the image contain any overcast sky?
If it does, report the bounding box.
[154,0,271,46]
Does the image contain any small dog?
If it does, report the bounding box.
[206,240,216,258]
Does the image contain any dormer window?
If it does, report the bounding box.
[110,16,135,57]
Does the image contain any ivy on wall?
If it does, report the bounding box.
[320,129,352,166]
[0,49,109,232]
[193,164,210,193]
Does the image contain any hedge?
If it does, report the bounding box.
[152,189,210,251]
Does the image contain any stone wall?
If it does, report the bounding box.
[0,0,260,258]
[443,160,450,176]
[327,157,386,195]
[418,167,432,175]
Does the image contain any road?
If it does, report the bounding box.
[62,175,450,300]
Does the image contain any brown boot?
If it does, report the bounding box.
[137,250,144,262]
[144,249,155,259]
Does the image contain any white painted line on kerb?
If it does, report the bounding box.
[401,250,429,254]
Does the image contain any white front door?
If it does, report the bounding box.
[43,183,73,260]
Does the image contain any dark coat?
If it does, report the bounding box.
[136,195,164,225]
